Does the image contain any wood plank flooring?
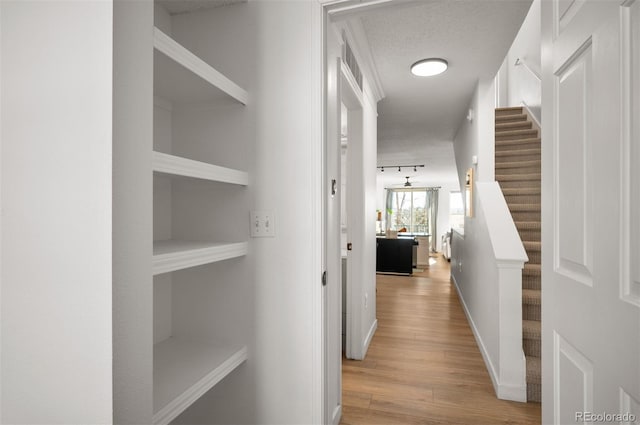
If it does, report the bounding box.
[340,255,541,425]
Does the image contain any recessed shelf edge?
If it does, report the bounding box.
[153,151,248,186]
[153,241,248,275]
[153,345,248,425]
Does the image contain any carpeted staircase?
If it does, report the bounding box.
[494,106,541,403]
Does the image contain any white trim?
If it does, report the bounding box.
[153,27,248,105]
[152,151,248,186]
[340,62,364,108]
[451,274,526,402]
[152,241,248,275]
[340,20,385,102]
[362,318,378,356]
[312,2,325,424]
[331,404,342,425]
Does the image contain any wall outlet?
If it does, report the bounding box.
[250,210,275,238]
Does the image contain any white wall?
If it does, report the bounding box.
[1,1,114,422]
[496,0,541,122]
[454,78,496,191]
[113,1,154,423]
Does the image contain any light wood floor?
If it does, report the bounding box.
[340,255,541,425]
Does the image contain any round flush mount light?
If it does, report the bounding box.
[410,58,448,77]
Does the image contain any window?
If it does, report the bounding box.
[384,188,438,235]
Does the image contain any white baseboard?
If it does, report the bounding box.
[450,274,526,402]
[362,319,378,357]
[331,404,342,425]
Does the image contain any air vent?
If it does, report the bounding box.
[343,38,363,91]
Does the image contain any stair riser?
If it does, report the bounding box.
[523,275,541,290]
[527,251,541,264]
[497,180,541,189]
[518,228,541,242]
[496,108,523,117]
[496,165,541,175]
[496,122,532,131]
[527,384,542,403]
[506,195,541,205]
[496,153,541,163]
[495,115,527,124]
[496,141,541,151]
[524,336,541,355]
[496,131,538,141]
[511,211,541,222]
[523,304,541,321]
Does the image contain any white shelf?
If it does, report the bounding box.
[153,151,248,186]
[153,240,248,275]
[153,338,248,425]
[154,27,248,105]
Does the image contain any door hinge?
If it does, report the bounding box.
[322,270,327,286]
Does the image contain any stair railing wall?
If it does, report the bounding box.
[450,182,528,402]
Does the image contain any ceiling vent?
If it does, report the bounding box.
[343,38,363,90]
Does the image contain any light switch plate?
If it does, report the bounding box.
[250,210,275,237]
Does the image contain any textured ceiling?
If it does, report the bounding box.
[157,0,246,15]
[360,0,532,188]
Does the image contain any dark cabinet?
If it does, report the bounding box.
[376,237,415,275]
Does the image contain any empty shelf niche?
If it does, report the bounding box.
[153,27,248,105]
[153,240,248,275]
[153,338,247,425]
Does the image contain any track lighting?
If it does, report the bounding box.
[377,164,425,173]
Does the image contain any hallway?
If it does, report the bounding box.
[340,256,541,424]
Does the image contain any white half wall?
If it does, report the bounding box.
[450,183,527,402]
[1,1,114,422]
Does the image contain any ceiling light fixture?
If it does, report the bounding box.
[410,58,448,77]
[404,176,412,187]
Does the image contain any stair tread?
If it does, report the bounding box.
[496,160,541,168]
[495,148,541,157]
[495,114,527,123]
[496,137,541,146]
[508,204,541,212]
[504,188,541,195]
[526,356,541,383]
[496,173,541,181]
[523,289,541,305]
[523,320,541,339]
[495,129,538,137]
[496,121,532,131]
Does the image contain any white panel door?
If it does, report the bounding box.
[541,1,640,423]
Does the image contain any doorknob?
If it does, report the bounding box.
[347,243,353,251]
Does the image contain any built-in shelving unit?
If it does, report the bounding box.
[151,9,250,423]
[153,339,248,425]
[153,240,248,275]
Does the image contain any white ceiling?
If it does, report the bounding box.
[357,0,532,188]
